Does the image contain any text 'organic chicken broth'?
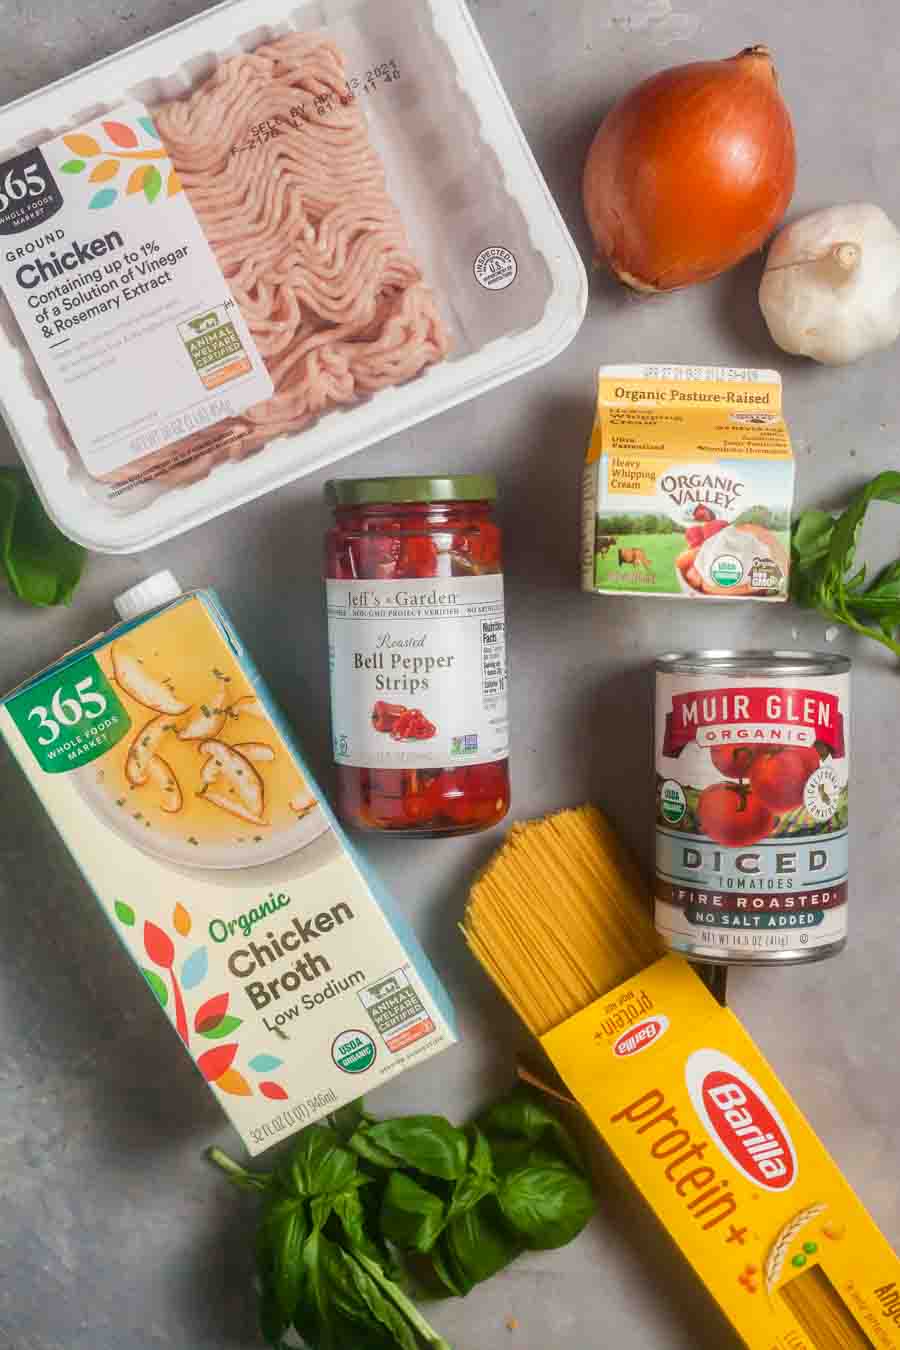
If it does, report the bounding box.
[581,365,795,601]
[0,574,457,1154]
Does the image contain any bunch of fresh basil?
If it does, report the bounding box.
[791,470,900,657]
[209,1088,595,1350]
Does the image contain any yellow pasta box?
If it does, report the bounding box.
[0,573,457,1155]
[543,954,900,1349]
[581,364,795,601]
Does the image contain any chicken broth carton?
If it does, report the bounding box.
[581,365,795,600]
[0,574,457,1154]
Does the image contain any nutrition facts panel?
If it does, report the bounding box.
[481,616,507,700]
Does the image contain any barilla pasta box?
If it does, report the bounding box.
[581,365,795,601]
[0,573,457,1155]
[544,954,900,1349]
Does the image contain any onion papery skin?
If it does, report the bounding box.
[583,46,796,292]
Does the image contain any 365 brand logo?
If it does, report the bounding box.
[613,1015,669,1058]
[7,653,131,773]
[686,1049,797,1191]
[0,149,62,236]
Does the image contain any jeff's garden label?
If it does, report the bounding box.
[326,575,509,770]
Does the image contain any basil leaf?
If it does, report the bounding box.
[332,1187,382,1267]
[329,1246,419,1350]
[446,1171,494,1224]
[351,1249,452,1350]
[428,1241,465,1299]
[268,1200,308,1323]
[349,1129,405,1171]
[467,1126,493,1182]
[0,468,85,607]
[827,471,900,577]
[498,1164,595,1250]
[381,1172,447,1254]
[311,1193,337,1234]
[367,1117,469,1181]
[846,558,900,615]
[443,1197,523,1291]
[791,508,834,565]
[485,1136,534,1176]
[478,1088,583,1170]
[299,1229,334,1349]
[490,1142,575,1178]
[446,1130,496,1223]
[283,1126,358,1199]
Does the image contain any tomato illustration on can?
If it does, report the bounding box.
[655,651,851,966]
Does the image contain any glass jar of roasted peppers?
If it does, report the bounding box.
[325,475,510,835]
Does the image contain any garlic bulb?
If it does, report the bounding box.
[759,203,900,364]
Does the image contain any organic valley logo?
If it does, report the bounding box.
[59,116,181,209]
[660,471,745,512]
[613,1015,670,1058]
[685,1049,797,1191]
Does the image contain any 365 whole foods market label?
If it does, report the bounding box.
[7,653,131,773]
[0,103,272,475]
[327,575,509,769]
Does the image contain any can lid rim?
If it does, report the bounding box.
[655,649,852,676]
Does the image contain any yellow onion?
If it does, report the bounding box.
[583,46,796,292]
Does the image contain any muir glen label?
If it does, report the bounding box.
[654,657,851,966]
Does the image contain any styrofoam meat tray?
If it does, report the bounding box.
[0,0,587,553]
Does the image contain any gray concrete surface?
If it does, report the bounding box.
[1,1,899,1347]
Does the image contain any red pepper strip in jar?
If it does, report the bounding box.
[371,701,407,734]
[325,474,510,836]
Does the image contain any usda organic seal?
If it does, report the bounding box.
[710,554,744,588]
[660,779,687,825]
[331,1029,376,1074]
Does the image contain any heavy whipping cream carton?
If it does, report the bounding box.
[0,574,456,1154]
[582,365,795,601]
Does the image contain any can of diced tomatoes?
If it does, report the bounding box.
[654,651,851,966]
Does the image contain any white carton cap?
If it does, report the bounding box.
[114,571,183,622]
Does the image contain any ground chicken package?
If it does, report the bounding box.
[582,365,796,601]
[0,0,585,552]
[0,574,457,1155]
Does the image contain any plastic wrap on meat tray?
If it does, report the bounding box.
[104,33,450,490]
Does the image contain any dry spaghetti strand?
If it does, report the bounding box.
[464,805,662,1038]
[779,1265,872,1349]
